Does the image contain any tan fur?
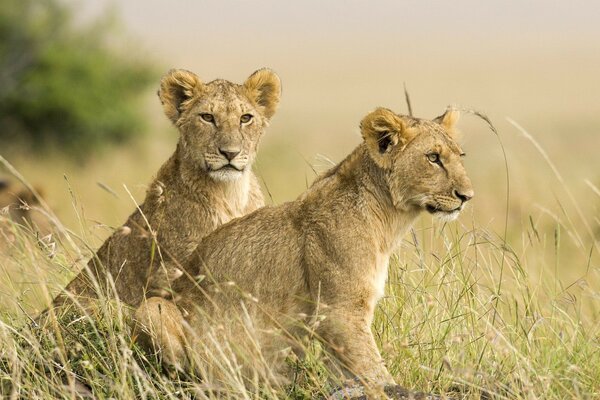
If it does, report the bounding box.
[52,68,281,308]
[134,107,474,386]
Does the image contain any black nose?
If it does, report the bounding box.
[219,149,240,161]
[454,189,474,203]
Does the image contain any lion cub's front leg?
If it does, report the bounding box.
[317,301,395,386]
[133,297,189,369]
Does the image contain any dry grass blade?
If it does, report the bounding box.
[507,118,598,253]
[404,82,414,117]
[455,107,510,330]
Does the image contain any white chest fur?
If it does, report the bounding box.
[223,170,250,216]
[213,171,251,225]
[373,253,390,303]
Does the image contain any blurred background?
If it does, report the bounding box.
[1,0,599,312]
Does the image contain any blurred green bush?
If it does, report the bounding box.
[0,0,156,158]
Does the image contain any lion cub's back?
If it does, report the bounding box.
[191,202,306,302]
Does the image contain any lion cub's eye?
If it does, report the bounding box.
[427,153,441,163]
[200,113,215,123]
[240,114,253,124]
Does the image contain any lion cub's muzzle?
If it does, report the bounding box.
[204,150,249,181]
[425,189,473,220]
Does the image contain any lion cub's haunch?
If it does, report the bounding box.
[54,68,281,309]
[135,107,473,386]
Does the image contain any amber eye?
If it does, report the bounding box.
[240,114,253,124]
[427,153,440,163]
[200,113,214,123]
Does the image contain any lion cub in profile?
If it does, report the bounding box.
[52,68,281,309]
[135,107,473,386]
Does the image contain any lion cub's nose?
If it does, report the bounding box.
[454,189,474,203]
[219,148,240,161]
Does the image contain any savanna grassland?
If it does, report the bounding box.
[1,43,599,399]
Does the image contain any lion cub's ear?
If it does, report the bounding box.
[433,107,460,137]
[159,69,204,124]
[243,69,281,119]
[361,108,414,168]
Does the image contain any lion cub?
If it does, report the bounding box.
[52,68,281,309]
[135,107,473,386]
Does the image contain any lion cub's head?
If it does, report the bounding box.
[361,107,473,220]
[158,69,281,182]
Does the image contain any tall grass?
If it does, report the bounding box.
[0,120,599,399]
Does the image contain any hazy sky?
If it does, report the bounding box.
[79,0,600,61]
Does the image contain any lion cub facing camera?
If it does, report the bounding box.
[135,107,474,387]
[51,68,281,310]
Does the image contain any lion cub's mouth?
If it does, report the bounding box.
[425,203,462,215]
[218,164,243,172]
[425,203,462,222]
[207,163,246,182]
[208,164,244,173]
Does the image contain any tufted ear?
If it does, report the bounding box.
[360,108,414,168]
[243,68,281,119]
[433,107,460,136]
[158,69,203,124]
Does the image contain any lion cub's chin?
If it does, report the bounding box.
[208,167,245,182]
[434,210,461,222]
